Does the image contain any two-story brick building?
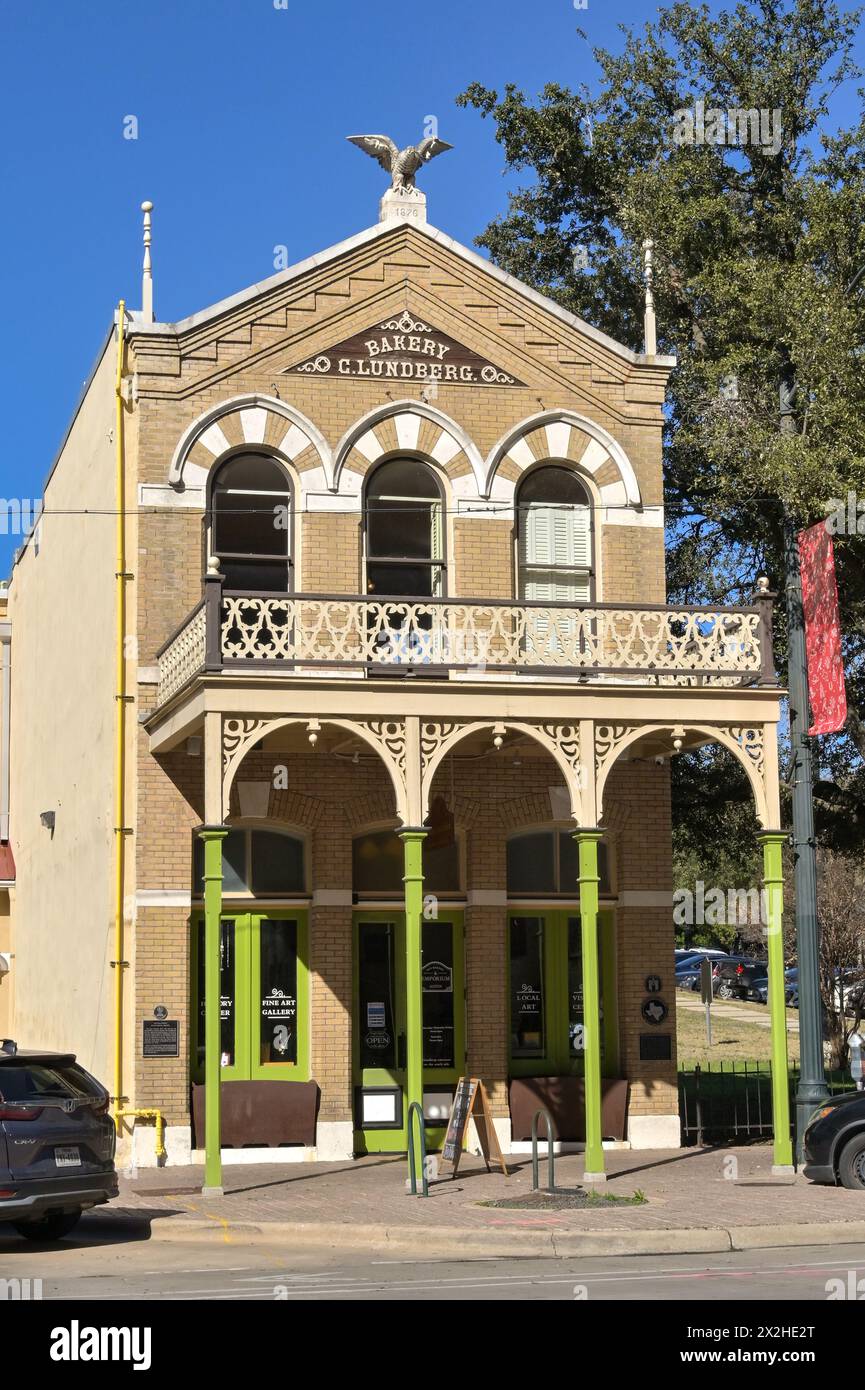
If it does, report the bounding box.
[5,171,793,1185]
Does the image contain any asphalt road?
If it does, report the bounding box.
[1,1222,864,1301]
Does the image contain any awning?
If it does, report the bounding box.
[0,841,15,884]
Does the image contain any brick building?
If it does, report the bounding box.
[5,177,789,1181]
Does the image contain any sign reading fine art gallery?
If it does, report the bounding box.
[286,311,525,386]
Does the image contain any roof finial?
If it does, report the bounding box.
[141,200,154,323]
[642,237,656,356]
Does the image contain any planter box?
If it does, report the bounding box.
[191,1080,319,1148]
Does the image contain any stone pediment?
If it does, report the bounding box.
[283,309,524,388]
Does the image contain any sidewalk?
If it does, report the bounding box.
[93,1146,865,1259]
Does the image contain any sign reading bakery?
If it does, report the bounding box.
[286,311,524,386]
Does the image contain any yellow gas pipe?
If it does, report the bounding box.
[113,301,166,1163]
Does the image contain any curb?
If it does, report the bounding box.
[143,1216,865,1258]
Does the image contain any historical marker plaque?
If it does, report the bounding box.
[142,1019,180,1058]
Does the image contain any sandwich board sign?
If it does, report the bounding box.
[438,1077,509,1178]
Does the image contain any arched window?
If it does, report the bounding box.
[365,458,444,598]
[506,829,611,896]
[352,828,461,894]
[517,465,592,604]
[210,453,292,592]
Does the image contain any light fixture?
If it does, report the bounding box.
[186,735,202,757]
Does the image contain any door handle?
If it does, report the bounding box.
[398,1033,407,1070]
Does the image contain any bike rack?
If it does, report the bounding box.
[406,1100,429,1198]
[531,1107,556,1193]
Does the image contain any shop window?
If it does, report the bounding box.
[508,910,616,1074]
[517,465,592,604]
[352,829,461,895]
[365,457,444,599]
[193,828,306,896]
[506,830,611,896]
[210,452,292,592]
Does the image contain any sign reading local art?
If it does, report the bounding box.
[286,311,524,387]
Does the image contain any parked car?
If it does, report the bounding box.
[675,951,731,990]
[0,1041,117,1241]
[750,967,797,1006]
[804,1090,865,1190]
[712,958,768,1000]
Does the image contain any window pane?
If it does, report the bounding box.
[213,492,288,557]
[259,919,298,1065]
[506,832,556,894]
[218,559,289,593]
[519,465,589,506]
[368,499,438,561]
[558,833,610,894]
[353,831,461,894]
[358,923,397,1069]
[193,830,247,894]
[367,458,440,500]
[197,918,236,1069]
[422,921,455,1069]
[510,917,545,1058]
[214,454,291,493]
[366,562,439,598]
[250,832,305,895]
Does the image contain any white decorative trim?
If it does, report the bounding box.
[199,423,230,457]
[168,395,332,489]
[602,505,664,528]
[279,423,312,460]
[137,666,160,685]
[545,421,571,458]
[353,429,384,463]
[395,411,422,451]
[240,407,267,444]
[484,409,642,506]
[333,400,485,494]
[139,483,205,510]
[136,889,193,908]
[430,432,461,466]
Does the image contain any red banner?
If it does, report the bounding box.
[799,522,847,735]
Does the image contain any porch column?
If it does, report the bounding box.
[400,827,427,1180]
[757,830,795,1172]
[199,825,226,1195]
[575,829,606,1182]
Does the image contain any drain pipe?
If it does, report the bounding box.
[112,300,166,1160]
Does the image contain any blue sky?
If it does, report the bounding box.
[0,0,862,578]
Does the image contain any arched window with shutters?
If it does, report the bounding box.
[517,465,593,604]
[209,452,293,593]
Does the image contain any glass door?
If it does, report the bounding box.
[193,911,309,1082]
[508,909,617,1076]
[353,911,464,1153]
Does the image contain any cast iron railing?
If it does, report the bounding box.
[678,1062,856,1145]
[155,572,778,707]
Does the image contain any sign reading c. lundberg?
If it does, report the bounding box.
[286,311,524,386]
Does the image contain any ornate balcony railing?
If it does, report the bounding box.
[155,580,777,707]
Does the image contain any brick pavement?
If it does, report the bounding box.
[99,1146,865,1239]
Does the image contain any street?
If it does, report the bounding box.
[2,1222,864,1301]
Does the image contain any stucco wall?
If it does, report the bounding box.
[8,335,118,1080]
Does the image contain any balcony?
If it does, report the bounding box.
[155,580,777,709]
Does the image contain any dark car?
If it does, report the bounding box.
[712,958,768,1000]
[803,1090,865,1190]
[0,1041,117,1240]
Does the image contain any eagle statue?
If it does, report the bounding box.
[347,133,453,193]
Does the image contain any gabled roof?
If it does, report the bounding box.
[126,217,675,370]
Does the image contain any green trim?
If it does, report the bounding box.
[507,907,617,1077]
[352,908,465,1155]
[758,831,794,1168]
[190,909,311,1085]
[401,830,426,1181]
[200,828,226,1192]
[576,831,605,1175]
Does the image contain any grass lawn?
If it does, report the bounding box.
[676,992,800,1065]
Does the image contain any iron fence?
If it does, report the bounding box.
[678,1061,856,1145]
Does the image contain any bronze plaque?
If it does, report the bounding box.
[285,310,524,387]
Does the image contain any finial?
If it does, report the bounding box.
[642,237,656,356]
[141,201,154,323]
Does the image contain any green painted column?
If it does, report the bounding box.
[200,826,227,1195]
[401,828,427,1180]
[758,831,794,1170]
[575,829,605,1181]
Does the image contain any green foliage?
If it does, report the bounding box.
[458,0,865,851]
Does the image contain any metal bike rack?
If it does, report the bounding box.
[406,1100,429,1198]
[531,1107,556,1193]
